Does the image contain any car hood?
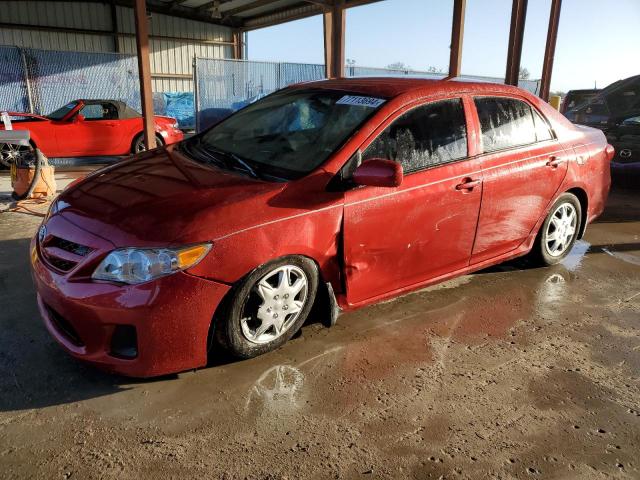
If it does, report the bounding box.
[55,146,287,247]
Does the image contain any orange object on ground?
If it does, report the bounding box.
[11,165,57,199]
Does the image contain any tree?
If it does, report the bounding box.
[387,62,410,71]
[519,67,530,80]
[426,66,444,74]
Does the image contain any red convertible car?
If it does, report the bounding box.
[1,99,183,165]
[31,78,613,377]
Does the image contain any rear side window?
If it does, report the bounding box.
[475,97,536,152]
[363,98,467,173]
[532,108,553,142]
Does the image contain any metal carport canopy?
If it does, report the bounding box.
[57,0,560,151]
[93,0,386,30]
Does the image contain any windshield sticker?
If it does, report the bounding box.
[336,95,386,108]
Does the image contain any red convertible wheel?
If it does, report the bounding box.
[0,143,31,168]
[132,134,164,154]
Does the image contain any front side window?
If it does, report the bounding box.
[475,97,536,153]
[362,98,468,173]
[188,89,386,180]
[80,103,118,121]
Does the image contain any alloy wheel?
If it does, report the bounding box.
[134,137,147,153]
[544,202,578,257]
[0,143,31,167]
[240,265,309,345]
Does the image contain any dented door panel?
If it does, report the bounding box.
[343,158,483,306]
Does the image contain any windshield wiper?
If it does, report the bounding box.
[180,141,223,167]
[181,139,261,179]
[208,147,260,179]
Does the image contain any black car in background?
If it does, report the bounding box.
[561,89,600,114]
[565,75,640,186]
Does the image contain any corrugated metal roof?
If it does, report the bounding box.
[144,0,385,30]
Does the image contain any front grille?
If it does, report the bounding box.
[46,257,77,271]
[48,236,92,257]
[46,305,84,347]
[39,234,92,273]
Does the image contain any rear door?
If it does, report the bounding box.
[470,96,570,264]
[343,96,483,306]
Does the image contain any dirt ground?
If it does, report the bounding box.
[0,170,639,479]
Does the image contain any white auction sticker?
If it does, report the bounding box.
[336,95,386,108]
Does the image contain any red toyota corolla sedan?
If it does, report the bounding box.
[1,99,183,165]
[31,78,613,377]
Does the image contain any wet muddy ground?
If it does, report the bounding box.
[0,171,639,479]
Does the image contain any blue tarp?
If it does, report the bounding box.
[153,92,195,130]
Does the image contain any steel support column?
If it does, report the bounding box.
[448,0,466,78]
[133,0,156,150]
[232,30,244,60]
[540,0,562,101]
[323,1,345,79]
[505,0,528,86]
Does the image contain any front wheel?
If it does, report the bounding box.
[215,256,319,359]
[532,193,582,266]
[1,142,32,168]
[131,133,164,154]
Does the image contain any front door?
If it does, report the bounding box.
[343,97,483,306]
[60,102,124,155]
[470,96,570,264]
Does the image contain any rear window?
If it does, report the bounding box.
[474,97,536,153]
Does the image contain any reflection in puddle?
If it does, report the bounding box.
[244,347,343,415]
[245,365,305,414]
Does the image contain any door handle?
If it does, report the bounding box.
[546,156,565,168]
[455,178,481,191]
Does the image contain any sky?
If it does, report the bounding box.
[248,0,640,93]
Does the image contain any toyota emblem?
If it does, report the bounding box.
[620,149,632,159]
[38,224,47,243]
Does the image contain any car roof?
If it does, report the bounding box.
[290,77,526,99]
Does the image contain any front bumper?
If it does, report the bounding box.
[30,235,230,377]
[611,161,640,188]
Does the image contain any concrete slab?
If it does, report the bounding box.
[0,172,638,479]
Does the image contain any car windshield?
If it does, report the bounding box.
[47,102,78,120]
[183,89,386,180]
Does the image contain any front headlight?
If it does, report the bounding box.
[92,244,211,285]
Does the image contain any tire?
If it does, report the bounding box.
[131,133,164,154]
[215,256,319,359]
[531,193,582,266]
[0,142,33,169]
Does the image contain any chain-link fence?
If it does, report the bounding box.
[194,58,325,131]
[0,46,30,112]
[0,46,141,116]
[194,58,541,131]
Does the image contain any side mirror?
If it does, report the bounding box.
[352,159,403,188]
[74,114,85,123]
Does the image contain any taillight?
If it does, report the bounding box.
[605,144,615,161]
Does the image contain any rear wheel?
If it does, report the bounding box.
[532,193,582,266]
[215,256,319,359]
[131,133,164,154]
